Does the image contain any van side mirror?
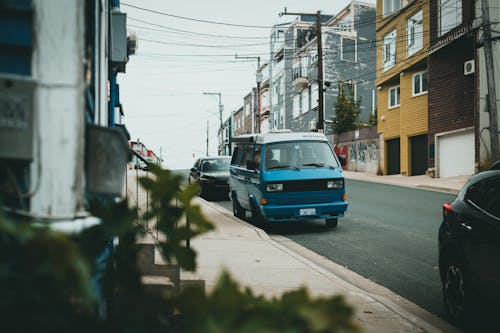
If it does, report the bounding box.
[247,160,256,171]
[338,155,346,166]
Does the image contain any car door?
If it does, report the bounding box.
[461,175,500,298]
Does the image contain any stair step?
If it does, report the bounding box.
[141,275,177,297]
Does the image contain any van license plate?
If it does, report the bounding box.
[300,208,316,216]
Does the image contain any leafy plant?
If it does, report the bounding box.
[0,163,358,333]
[332,81,362,134]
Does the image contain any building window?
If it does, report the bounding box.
[412,71,428,96]
[311,82,319,110]
[341,38,357,62]
[439,0,462,36]
[301,89,310,114]
[245,103,251,116]
[293,94,300,119]
[383,30,397,71]
[407,10,423,57]
[383,0,401,15]
[388,86,400,108]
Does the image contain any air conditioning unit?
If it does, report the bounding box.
[464,60,475,75]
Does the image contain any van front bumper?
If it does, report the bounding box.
[260,201,348,222]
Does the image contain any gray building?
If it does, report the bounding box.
[269,1,376,135]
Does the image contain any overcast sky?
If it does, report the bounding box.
[119,0,376,170]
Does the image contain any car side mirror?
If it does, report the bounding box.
[247,160,256,171]
[190,167,197,173]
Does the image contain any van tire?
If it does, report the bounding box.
[326,218,338,228]
[250,201,265,227]
[232,195,245,219]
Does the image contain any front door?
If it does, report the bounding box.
[410,134,428,176]
[386,138,400,175]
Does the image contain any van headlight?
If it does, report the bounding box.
[266,183,284,192]
[327,180,343,189]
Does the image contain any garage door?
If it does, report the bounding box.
[438,130,474,177]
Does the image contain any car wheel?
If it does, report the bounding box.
[325,218,338,228]
[232,195,245,219]
[442,255,473,325]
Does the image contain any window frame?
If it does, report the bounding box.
[439,0,462,37]
[383,30,397,71]
[388,85,400,109]
[412,71,428,97]
[292,94,300,119]
[341,37,357,62]
[406,10,423,57]
[383,0,401,16]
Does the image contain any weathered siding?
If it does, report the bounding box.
[400,69,428,175]
[376,0,430,175]
[428,0,476,171]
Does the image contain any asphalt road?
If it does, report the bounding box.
[212,179,455,319]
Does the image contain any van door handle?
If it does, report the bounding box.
[460,222,472,232]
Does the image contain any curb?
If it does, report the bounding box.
[198,199,459,333]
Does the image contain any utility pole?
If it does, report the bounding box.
[482,0,499,161]
[206,120,209,156]
[203,92,223,155]
[235,54,262,134]
[280,8,324,132]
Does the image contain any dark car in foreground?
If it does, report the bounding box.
[438,170,500,327]
[189,156,231,199]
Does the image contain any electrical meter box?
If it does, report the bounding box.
[0,76,35,160]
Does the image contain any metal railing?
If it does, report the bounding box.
[126,150,189,248]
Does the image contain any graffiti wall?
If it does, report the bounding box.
[329,128,380,174]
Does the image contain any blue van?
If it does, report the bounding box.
[229,130,347,228]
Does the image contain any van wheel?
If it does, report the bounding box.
[232,195,245,219]
[250,202,265,227]
[325,218,338,228]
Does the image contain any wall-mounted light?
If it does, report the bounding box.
[377,86,382,90]
[381,115,386,121]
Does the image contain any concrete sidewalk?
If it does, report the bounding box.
[343,170,470,194]
[187,196,461,333]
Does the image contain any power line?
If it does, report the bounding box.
[122,3,273,28]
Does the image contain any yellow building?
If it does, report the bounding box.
[376,0,430,176]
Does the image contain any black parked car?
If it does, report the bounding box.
[189,156,231,199]
[438,170,500,326]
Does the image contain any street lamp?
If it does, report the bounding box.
[203,92,223,156]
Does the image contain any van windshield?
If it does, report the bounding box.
[264,141,339,170]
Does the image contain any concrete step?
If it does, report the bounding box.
[180,271,205,293]
[141,275,177,297]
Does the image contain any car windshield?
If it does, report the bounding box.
[264,141,338,170]
[201,158,230,172]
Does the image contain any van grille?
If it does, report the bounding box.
[280,179,340,192]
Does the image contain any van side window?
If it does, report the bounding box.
[241,145,252,169]
[252,146,262,170]
[231,147,241,165]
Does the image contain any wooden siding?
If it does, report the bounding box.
[400,70,428,174]
[376,0,430,175]
[375,0,430,87]
[427,5,476,169]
